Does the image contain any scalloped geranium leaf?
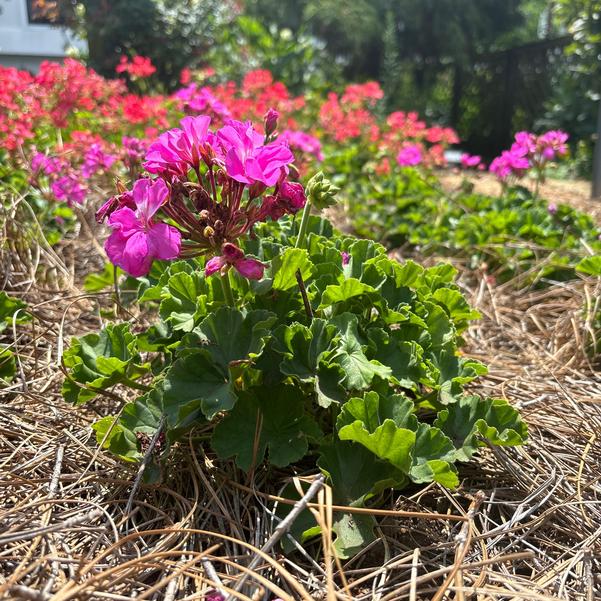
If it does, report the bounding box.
[324,313,392,390]
[341,239,385,280]
[431,346,488,403]
[434,395,528,461]
[431,288,481,332]
[576,255,601,277]
[0,346,16,383]
[318,278,380,312]
[337,391,418,432]
[83,263,123,293]
[182,307,276,369]
[159,270,210,332]
[211,384,321,471]
[318,440,406,558]
[338,419,415,474]
[367,329,433,390]
[161,350,237,420]
[274,318,346,406]
[410,423,458,487]
[272,248,315,291]
[423,302,456,350]
[0,291,29,333]
[277,319,339,380]
[62,323,149,405]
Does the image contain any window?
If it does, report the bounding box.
[26,0,65,25]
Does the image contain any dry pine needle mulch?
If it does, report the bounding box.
[1,191,601,600]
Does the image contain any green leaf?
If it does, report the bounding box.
[183,307,276,369]
[0,292,29,333]
[410,424,458,487]
[159,270,208,332]
[576,255,601,277]
[435,395,528,461]
[367,329,433,390]
[62,323,149,404]
[83,263,123,293]
[431,288,480,332]
[338,417,415,474]
[162,350,237,420]
[272,248,315,291]
[318,278,379,311]
[0,346,16,383]
[212,384,321,471]
[324,313,391,390]
[318,440,406,558]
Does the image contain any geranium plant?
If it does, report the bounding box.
[62,113,526,557]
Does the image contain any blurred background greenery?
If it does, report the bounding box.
[30,0,601,174]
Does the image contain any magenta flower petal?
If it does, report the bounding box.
[133,178,169,221]
[225,147,252,184]
[205,255,227,277]
[107,207,142,237]
[105,230,152,277]
[147,222,181,260]
[234,257,265,280]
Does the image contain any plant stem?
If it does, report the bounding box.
[295,200,312,249]
[220,270,235,307]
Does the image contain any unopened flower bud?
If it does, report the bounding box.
[306,171,339,210]
[199,209,210,221]
[213,219,224,232]
[203,226,215,239]
[279,181,306,213]
[264,108,279,138]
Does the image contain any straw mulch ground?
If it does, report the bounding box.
[1,189,600,600]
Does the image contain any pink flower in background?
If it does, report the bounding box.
[460,153,482,169]
[122,136,148,163]
[489,149,529,180]
[175,84,231,119]
[105,178,181,277]
[279,129,324,161]
[144,115,213,177]
[396,144,422,167]
[51,174,87,205]
[217,119,293,186]
[116,55,156,78]
[82,143,117,178]
[31,152,62,175]
[511,131,536,157]
[205,242,265,280]
[538,130,568,160]
[548,202,558,215]
[180,67,191,85]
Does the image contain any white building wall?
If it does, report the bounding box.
[0,0,86,71]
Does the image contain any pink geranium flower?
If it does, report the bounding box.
[489,149,530,180]
[51,174,87,205]
[216,120,293,186]
[105,178,181,277]
[205,242,265,280]
[460,153,482,169]
[396,144,422,167]
[144,115,212,177]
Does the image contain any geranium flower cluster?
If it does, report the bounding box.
[490,130,569,182]
[116,56,157,79]
[97,112,306,279]
[28,135,148,208]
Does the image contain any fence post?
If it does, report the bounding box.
[593,97,601,198]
